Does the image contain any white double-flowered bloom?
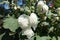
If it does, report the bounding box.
[18,14,29,29]
[22,28,34,39]
[37,0,49,15]
[29,13,39,30]
[18,13,39,39]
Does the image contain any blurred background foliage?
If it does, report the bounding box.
[53,0,60,8]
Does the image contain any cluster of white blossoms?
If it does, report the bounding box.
[37,0,49,15]
[18,13,39,39]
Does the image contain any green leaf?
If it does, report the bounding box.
[53,0,60,7]
[3,17,19,32]
[28,35,51,40]
[30,6,35,13]
[52,37,56,40]
[36,36,51,40]
[49,36,60,40]
[58,37,60,40]
[20,8,24,12]
[47,10,53,19]
[24,6,31,15]
[0,33,5,40]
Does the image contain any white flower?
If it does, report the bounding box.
[22,28,34,39]
[37,1,44,7]
[37,1,49,15]
[18,14,30,29]
[42,4,49,15]
[29,13,39,30]
[18,13,39,30]
[44,1,46,4]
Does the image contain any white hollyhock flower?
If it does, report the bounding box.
[37,0,49,15]
[29,13,39,30]
[37,1,44,7]
[37,1,44,12]
[44,0,46,4]
[22,28,34,39]
[42,4,49,15]
[18,13,39,30]
[18,14,30,29]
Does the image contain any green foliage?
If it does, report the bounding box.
[53,0,60,7]
[0,33,5,40]
[30,6,35,13]
[36,36,51,40]
[47,10,53,19]
[3,17,19,32]
[24,6,31,15]
[29,35,51,40]
[52,37,56,40]
[58,37,60,40]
